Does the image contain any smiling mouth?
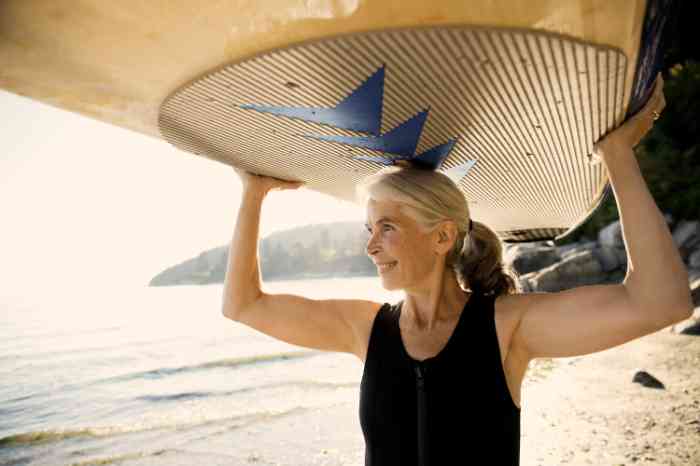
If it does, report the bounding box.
[377,261,398,272]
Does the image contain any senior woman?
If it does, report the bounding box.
[221,74,693,466]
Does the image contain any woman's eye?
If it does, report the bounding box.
[366,225,392,233]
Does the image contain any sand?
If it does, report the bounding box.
[519,311,700,466]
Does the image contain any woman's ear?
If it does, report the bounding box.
[434,220,458,255]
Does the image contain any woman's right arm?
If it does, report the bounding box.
[221,186,267,314]
[221,170,381,357]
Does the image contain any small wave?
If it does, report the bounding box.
[135,391,214,402]
[64,450,156,466]
[0,449,158,466]
[69,450,177,466]
[0,395,33,405]
[134,380,359,403]
[89,350,320,386]
[5,335,183,364]
[3,351,326,408]
[0,406,313,449]
[296,380,359,390]
[0,428,103,448]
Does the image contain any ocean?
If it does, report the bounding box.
[0,277,405,466]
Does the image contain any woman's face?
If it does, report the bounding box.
[365,199,439,291]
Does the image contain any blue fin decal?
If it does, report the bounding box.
[241,65,475,184]
[240,65,385,135]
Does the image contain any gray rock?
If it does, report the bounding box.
[518,271,540,293]
[518,278,531,293]
[527,250,604,292]
[691,277,700,308]
[592,245,621,272]
[663,212,674,228]
[504,245,561,276]
[604,269,627,285]
[599,221,624,249]
[691,270,700,283]
[557,241,597,260]
[672,220,700,260]
[632,371,665,389]
[688,249,700,269]
[614,247,628,267]
[672,220,699,247]
[672,315,700,335]
[554,242,578,256]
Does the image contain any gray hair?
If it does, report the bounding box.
[356,165,519,297]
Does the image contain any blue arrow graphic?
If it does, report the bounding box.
[240,65,385,135]
[240,64,477,184]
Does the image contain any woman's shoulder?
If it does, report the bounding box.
[352,300,393,363]
[492,290,530,311]
[493,292,529,333]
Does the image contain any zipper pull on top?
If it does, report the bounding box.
[414,362,426,388]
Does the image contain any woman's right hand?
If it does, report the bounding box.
[233,166,305,195]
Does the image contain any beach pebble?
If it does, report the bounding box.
[632,371,665,389]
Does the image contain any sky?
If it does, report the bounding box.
[0,90,366,296]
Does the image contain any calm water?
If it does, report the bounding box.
[0,277,405,466]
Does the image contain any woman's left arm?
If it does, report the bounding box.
[499,74,692,363]
[595,73,694,318]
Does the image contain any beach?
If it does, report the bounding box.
[519,310,700,466]
[115,311,700,466]
[1,281,697,466]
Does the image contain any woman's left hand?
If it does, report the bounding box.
[592,72,666,161]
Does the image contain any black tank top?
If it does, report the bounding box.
[359,291,521,466]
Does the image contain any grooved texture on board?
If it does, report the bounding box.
[159,26,627,242]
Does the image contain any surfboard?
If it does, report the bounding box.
[0,0,676,242]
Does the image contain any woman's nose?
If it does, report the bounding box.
[365,231,379,256]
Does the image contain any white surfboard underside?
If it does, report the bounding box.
[160,26,627,241]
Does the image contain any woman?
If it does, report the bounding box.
[222,74,693,465]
